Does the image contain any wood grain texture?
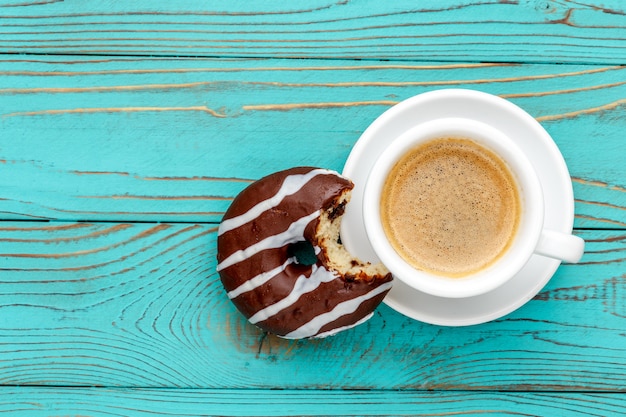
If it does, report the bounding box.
[1,387,626,416]
[0,0,625,64]
[1,1,625,414]
[1,56,625,225]
[0,223,624,391]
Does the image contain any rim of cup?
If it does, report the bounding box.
[363,117,545,298]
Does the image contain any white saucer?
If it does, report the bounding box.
[341,89,575,326]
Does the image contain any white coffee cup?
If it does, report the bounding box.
[363,117,585,298]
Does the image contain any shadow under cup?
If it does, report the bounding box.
[363,118,545,299]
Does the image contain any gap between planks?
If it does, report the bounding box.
[0,384,624,393]
[4,51,621,66]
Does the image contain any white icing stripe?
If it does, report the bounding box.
[216,210,319,272]
[313,313,374,339]
[248,265,339,325]
[218,168,335,236]
[283,281,393,339]
[227,257,296,299]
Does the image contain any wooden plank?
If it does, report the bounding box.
[0,0,625,64]
[0,222,624,390]
[2,387,626,416]
[1,56,625,226]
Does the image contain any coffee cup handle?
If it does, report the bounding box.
[534,229,585,263]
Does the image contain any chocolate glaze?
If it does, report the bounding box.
[216,167,393,339]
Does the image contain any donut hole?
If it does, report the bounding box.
[288,240,318,266]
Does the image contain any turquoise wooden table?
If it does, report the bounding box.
[1,1,625,415]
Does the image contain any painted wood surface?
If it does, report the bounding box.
[0,224,623,391]
[0,0,625,64]
[2,388,626,416]
[1,0,625,415]
[1,56,625,226]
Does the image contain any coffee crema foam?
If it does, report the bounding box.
[381,137,521,277]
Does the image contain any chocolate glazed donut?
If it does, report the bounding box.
[217,167,393,339]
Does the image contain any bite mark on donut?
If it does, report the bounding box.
[315,190,390,283]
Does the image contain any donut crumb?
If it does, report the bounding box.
[316,190,391,282]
